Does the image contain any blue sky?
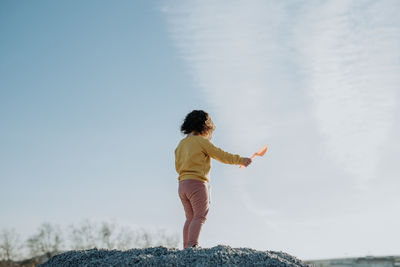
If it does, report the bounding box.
[1,0,400,260]
[0,0,204,241]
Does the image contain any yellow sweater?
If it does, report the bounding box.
[175,135,244,183]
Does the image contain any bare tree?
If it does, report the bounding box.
[1,221,179,266]
[97,221,137,250]
[153,229,179,248]
[134,228,153,248]
[114,226,135,250]
[98,221,115,249]
[69,220,97,250]
[134,228,179,248]
[68,220,178,250]
[0,228,22,262]
[26,223,63,259]
[69,220,135,250]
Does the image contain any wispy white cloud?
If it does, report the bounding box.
[164,0,400,256]
[296,0,400,186]
[164,1,295,144]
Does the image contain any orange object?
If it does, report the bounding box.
[240,144,268,169]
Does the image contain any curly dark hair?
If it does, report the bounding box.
[180,110,215,135]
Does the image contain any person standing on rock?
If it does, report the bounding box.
[175,110,252,249]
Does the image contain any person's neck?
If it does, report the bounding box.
[188,132,211,140]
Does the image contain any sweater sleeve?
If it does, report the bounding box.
[200,138,244,165]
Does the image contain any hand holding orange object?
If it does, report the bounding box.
[241,157,252,167]
[240,144,268,169]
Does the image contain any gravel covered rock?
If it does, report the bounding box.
[39,245,311,267]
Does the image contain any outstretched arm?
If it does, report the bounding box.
[200,138,251,166]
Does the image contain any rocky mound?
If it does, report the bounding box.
[39,245,310,267]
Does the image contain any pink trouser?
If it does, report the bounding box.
[178,179,210,249]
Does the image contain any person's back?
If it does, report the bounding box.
[175,135,209,183]
[175,135,244,183]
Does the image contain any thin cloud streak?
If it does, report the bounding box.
[164,0,306,222]
[164,1,293,144]
[164,0,400,257]
[296,0,400,186]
